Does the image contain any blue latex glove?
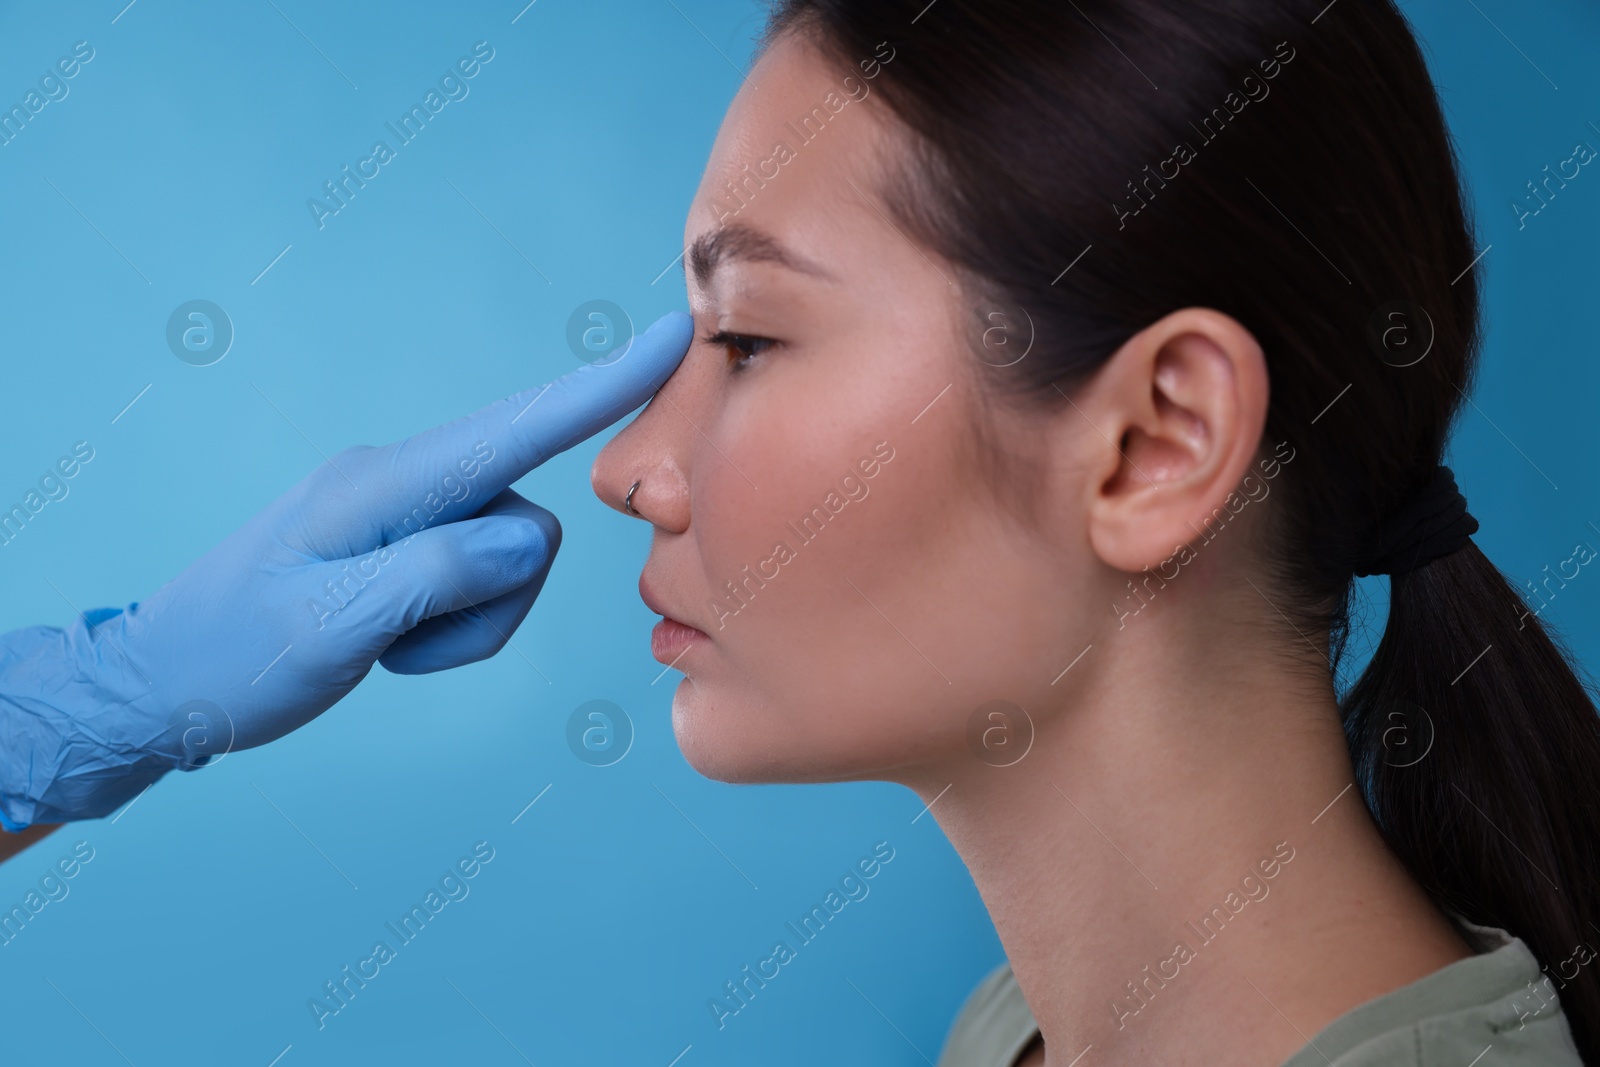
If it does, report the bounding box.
[0,311,692,830]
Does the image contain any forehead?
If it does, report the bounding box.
[682,31,899,286]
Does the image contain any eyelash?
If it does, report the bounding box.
[702,329,776,371]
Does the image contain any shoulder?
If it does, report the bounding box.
[1292,998,1584,1067]
[1280,923,1585,1067]
[936,961,1040,1067]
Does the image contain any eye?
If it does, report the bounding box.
[702,329,776,370]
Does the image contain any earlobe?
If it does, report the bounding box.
[1084,309,1269,574]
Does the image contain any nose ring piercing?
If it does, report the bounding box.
[623,480,642,516]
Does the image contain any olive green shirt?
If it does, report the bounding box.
[935,922,1584,1066]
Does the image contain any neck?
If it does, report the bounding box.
[903,593,1472,1066]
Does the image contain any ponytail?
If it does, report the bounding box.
[1342,541,1600,1060]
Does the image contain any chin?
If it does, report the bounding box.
[671,684,798,783]
[668,680,931,786]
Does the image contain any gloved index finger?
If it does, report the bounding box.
[490,309,694,478]
[368,310,693,526]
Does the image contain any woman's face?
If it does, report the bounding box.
[592,30,1097,786]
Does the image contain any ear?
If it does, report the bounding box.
[1082,308,1269,573]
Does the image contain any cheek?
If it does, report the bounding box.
[690,389,888,644]
[678,372,1064,780]
[692,325,945,591]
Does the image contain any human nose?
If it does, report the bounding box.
[590,347,698,535]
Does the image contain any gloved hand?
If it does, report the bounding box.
[0,311,692,830]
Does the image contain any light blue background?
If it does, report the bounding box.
[0,2,1594,1065]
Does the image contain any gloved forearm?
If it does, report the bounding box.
[0,608,185,830]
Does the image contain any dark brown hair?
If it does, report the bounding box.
[759,0,1600,1058]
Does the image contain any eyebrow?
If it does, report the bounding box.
[686,223,836,287]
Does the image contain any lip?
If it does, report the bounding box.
[639,572,710,665]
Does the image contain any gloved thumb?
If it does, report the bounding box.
[378,490,560,674]
[315,505,558,646]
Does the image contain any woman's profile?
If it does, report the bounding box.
[591,1,1600,1064]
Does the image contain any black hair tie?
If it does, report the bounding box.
[1353,465,1479,578]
